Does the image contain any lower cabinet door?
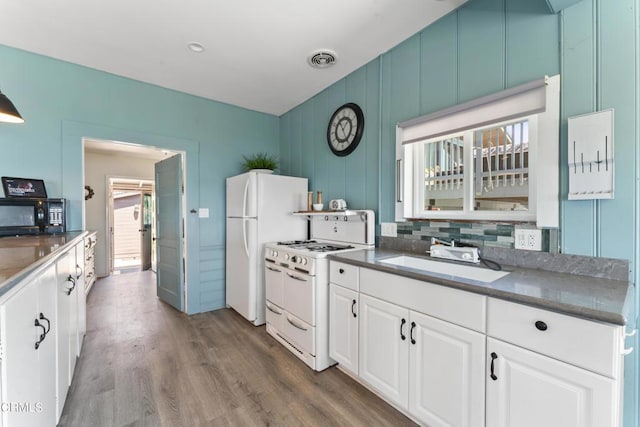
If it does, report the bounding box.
[409,311,486,427]
[359,294,409,409]
[1,280,42,427]
[486,338,618,427]
[56,251,74,421]
[37,266,58,427]
[329,284,359,375]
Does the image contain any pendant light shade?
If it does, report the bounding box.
[0,90,24,124]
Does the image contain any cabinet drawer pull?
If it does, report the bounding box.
[534,321,548,331]
[400,318,406,341]
[351,299,357,318]
[339,268,345,274]
[410,321,416,344]
[76,264,83,279]
[490,352,498,380]
[286,317,308,331]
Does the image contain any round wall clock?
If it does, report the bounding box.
[327,103,364,157]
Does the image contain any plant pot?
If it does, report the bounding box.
[251,169,274,174]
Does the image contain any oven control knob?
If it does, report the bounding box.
[271,250,278,257]
[291,255,298,263]
[284,253,290,261]
[301,258,308,265]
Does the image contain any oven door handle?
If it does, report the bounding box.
[286,272,307,282]
[286,316,308,331]
[266,266,281,273]
[266,303,282,315]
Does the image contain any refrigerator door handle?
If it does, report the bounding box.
[242,218,250,258]
[242,176,250,218]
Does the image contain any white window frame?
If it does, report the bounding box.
[395,75,560,227]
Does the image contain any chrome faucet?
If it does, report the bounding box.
[431,237,454,247]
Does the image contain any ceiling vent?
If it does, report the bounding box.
[308,50,337,69]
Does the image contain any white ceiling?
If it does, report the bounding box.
[0,0,467,116]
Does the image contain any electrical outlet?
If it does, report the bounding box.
[380,222,397,237]
[514,228,542,251]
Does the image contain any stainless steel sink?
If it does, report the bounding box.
[378,255,509,283]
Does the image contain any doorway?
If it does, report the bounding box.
[109,178,154,275]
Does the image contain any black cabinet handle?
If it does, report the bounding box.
[410,321,416,344]
[76,264,83,279]
[400,318,406,340]
[339,268,345,274]
[34,318,46,350]
[66,275,76,295]
[39,313,50,335]
[351,299,357,318]
[535,321,548,331]
[490,352,498,380]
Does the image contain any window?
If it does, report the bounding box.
[395,75,559,227]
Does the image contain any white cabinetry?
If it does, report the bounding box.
[0,265,57,427]
[328,284,359,375]
[486,338,616,427]
[74,241,86,354]
[486,297,624,427]
[56,248,82,421]
[330,263,486,427]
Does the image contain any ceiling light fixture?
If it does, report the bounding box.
[187,42,205,53]
[307,50,337,69]
[0,90,24,124]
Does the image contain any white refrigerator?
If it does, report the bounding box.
[226,171,308,325]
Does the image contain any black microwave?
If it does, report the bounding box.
[0,198,66,237]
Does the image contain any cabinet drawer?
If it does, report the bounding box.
[283,270,315,326]
[330,261,359,291]
[487,298,622,378]
[282,311,315,355]
[266,301,284,331]
[360,268,486,333]
[265,263,284,307]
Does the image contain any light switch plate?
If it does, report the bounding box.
[198,208,209,218]
[381,222,397,237]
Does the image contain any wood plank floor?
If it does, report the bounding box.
[59,271,416,427]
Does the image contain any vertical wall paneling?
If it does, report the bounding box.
[420,12,459,114]
[344,68,368,209]
[458,0,506,101]
[365,60,381,214]
[300,102,315,181]
[327,80,347,201]
[560,1,597,256]
[506,0,560,87]
[279,113,292,174]
[290,107,303,177]
[312,91,330,199]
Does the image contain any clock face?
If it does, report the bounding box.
[327,103,364,157]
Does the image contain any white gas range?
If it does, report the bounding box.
[264,210,375,371]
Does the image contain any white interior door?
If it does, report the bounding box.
[155,154,184,311]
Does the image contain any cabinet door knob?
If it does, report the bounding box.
[339,268,345,274]
[535,321,548,331]
[490,352,498,380]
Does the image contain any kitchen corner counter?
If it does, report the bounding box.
[329,248,635,327]
[0,232,87,299]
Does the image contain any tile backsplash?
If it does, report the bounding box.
[394,220,555,252]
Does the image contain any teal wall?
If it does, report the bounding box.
[0,44,280,315]
[280,0,639,425]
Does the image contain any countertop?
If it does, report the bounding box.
[329,248,635,327]
[0,232,87,298]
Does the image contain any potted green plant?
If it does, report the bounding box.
[242,153,279,173]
